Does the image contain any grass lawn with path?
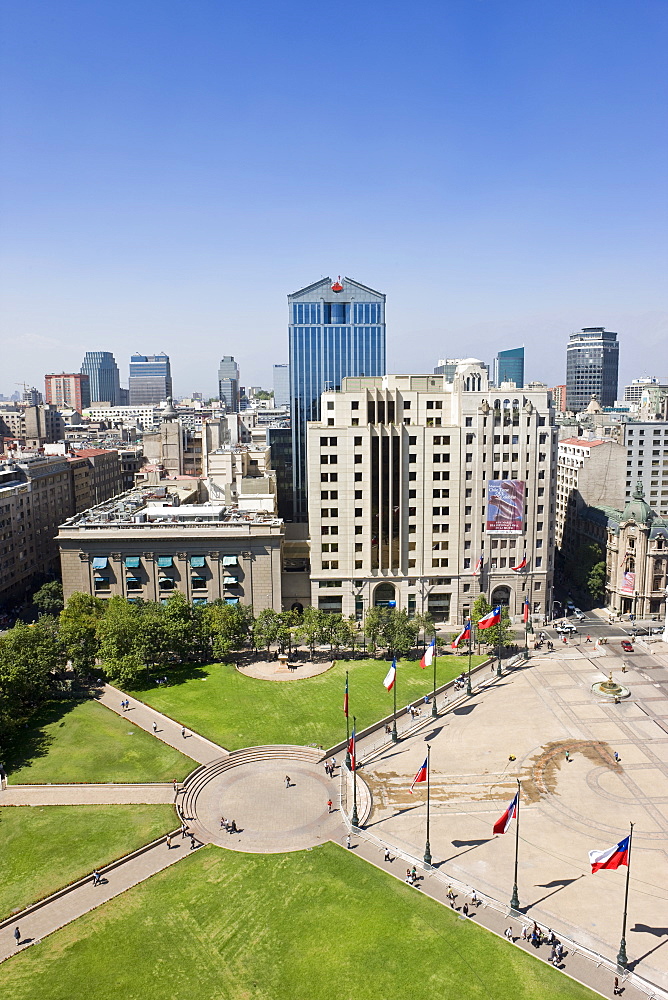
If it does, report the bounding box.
[1,842,598,1000]
[6,699,194,784]
[0,804,175,920]
[131,655,486,750]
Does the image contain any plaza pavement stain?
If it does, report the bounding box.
[524,739,618,802]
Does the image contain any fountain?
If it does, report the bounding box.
[591,671,630,700]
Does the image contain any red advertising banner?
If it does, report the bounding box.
[486,480,525,534]
[621,571,635,594]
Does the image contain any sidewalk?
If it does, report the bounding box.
[98,683,227,764]
[0,833,189,964]
[1,783,175,805]
[345,833,651,1000]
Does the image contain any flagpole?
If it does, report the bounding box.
[392,663,398,742]
[423,743,432,866]
[496,607,503,677]
[617,821,634,969]
[345,671,351,770]
[351,714,359,828]
[431,638,438,717]
[510,778,521,910]
[524,593,530,662]
[466,619,473,696]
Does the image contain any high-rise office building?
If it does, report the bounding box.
[81,351,121,405]
[45,373,90,412]
[566,328,619,412]
[493,347,524,388]
[273,364,290,408]
[128,353,172,406]
[624,377,668,404]
[218,356,240,412]
[289,275,386,520]
[306,365,555,621]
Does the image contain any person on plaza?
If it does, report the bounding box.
[585,634,592,643]
[614,751,621,762]
[471,889,480,906]
[384,848,393,862]
[565,749,571,762]
[181,822,188,838]
[521,925,528,942]
[181,727,186,738]
[92,869,101,886]
[190,835,197,850]
[346,834,352,849]
[285,775,291,788]
[230,819,238,833]
[152,721,158,733]
[220,816,226,828]
[613,976,621,995]
[504,926,513,941]
[327,799,333,813]
[14,927,20,947]
[462,902,469,917]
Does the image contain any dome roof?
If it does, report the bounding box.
[585,395,602,413]
[161,397,179,422]
[455,358,484,371]
[621,481,655,526]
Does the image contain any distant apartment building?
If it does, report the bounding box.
[273,364,290,408]
[0,455,75,599]
[549,385,567,412]
[493,347,524,388]
[81,351,122,405]
[218,357,240,413]
[624,377,668,404]
[289,276,386,521]
[58,483,283,610]
[0,404,65,448]
[306,364,556,623]
[128,353,172,406]
[555,438,627,557]
[566,328,619,412]
[68,449,123,509]
[83,404,159,430]
[45,373,90,413]
[622,422,668,517]
[22,387,43,406]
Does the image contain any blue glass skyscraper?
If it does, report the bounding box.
[289,276,386,520]
[81,351,121,405]
[493,347,524,388]
[128,353,172,405]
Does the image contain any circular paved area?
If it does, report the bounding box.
[193,758,344,852]
[237,659,333,681]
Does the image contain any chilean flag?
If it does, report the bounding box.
[472,554,483,576]
[383,659,397,691]
[343,675,349,717]
[493,791,519,834]
[523,597,530,624]
[477,606,502,630]
[511,554,527,573]
[451,620,471,649]
[589,836,630,873]
[409,757,428,794]
[420,640,435,669]
[347,726,356,771]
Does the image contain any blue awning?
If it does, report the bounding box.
[192,597,208,605]
[222,555,238,566]
[223,576,238,585]
[124,556,140,568]
[225,597,240,605]
[125,576,140,583]
[157,556,173,568]
[190,556,205,568]
[92,557,108,570]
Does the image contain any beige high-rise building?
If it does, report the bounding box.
[306,363,556,623]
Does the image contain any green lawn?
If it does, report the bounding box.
[1,843,597,1000]
[0,804,175,920]
[131,655,486,750]
[5,699,194,784]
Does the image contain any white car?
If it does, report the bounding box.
[555,623,578,635]
[573,609,585,620]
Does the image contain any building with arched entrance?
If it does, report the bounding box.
[606,482,668,618]
[307,368,556,624]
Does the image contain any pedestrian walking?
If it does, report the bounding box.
[384,848,393,862]
[521,925,528,941]
[285,775,291,788]
[181,727,186,738]
[181,823,188,838]
[462,902,469,917]
[190,835,197,850]
[327,799,333,813]
[346,834,351,849]
[504,926,513,941]
[614,751,621,762]
[92,869,101,886]
[152,721,158,733]
[121,699,125,712]
[585,634,592,643]
[613,975,621,995]
[565,749,571,762]
[166,835,172,849]
[14,927,20,946]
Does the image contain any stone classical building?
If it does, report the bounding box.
[58,483,284,609]
[306,365,556,623]
[606,483,668,617]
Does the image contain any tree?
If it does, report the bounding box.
[59,592,107,675]
[96,597,144,666]
[481,607,515,650]
[384,609,420,658]
[296,607,327,658]
[33,581,64,615]
[471,595,491,626]
[363,606,388,654]
[587,561,606,602]
[204,601,253,661]
[104,652,145,688]
[0,619,66,723]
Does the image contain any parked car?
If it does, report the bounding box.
[621,640,634,652]
[556,623,578,635]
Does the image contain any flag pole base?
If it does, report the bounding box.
[423,841,432,866]
[391,722,398,743]
[345,751,351,770]
[497,661,503,677]
[466,676,472,696]
[510,883,520,911]
[617,938,628,970]
[351,805,359,827]
[431,698,438,717]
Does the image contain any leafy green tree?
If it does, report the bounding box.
[0,619,66,718]
[481,607,515,650]
[384,609,420,658]
[104,652,145,688]
[296,606,327,658]
[59,592,107,674]
[363,606,388,654]
[204,601,253,661]
[587,561,606,602]
[96,597,144,666]
[471,595,491,625]
[33,580,64,615]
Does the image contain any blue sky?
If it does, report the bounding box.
[1,0,666,398]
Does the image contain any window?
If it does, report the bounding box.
[465,417,472,426]
[94,576,110,590]
[354,454,363,464]
[354,436,362,445]
[326,401,334,410]
[355,508,363,517]
[351,401,359,410]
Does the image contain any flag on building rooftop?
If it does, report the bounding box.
[589,836,630,873]
[493,791,519,834]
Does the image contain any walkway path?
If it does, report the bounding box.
[97,683,227,764]
[1,783,175,806]
[0,833,186,964]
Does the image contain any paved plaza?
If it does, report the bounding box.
[359,642,668,991]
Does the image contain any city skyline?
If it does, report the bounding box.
[1,2,666,398]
